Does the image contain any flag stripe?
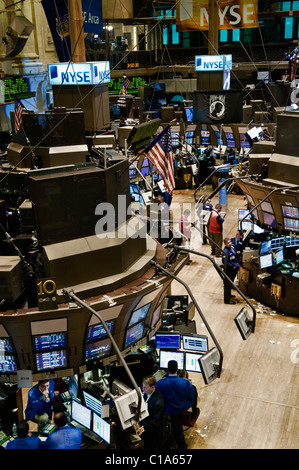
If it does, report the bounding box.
[14,98,23,134]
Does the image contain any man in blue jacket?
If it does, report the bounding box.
[222,237,240,304]
[25,379,58,432]
[6,420,43,449]
[43,412,82,449]
[156,360,196,449]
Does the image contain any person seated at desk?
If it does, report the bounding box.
[42,412,82,449]
[25,379,59,432]
[6,420,43,449]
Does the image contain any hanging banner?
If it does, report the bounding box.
[177,0,259,31]
[193,91,243,123]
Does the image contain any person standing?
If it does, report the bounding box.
[6,420,43,449]
[201,200,213,245]
[136,375,167,450]
[42,412,82,449]
[208,204,225,257]
[25,379,59,432]
[156,360,197,450]
[179,209,192,246]
[222,237,240,304]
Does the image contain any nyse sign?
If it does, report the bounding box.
[48,62,110,86]
[195,55,232,72]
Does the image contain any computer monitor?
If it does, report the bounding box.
[0,338,14,354]
[155,332,181,349]
[140,158,150,177]
[285,236,299,247]
[200,130,210,145]
[71,399,91,430]
[239,133,250,148]
[113,389,149,430]
[83,390,103,416]
[182,334,209,353]
[86,320,114,342]
[238,209,250,221]
[284,218,299,232]
[271,238,284,249]
[128,302,151,327]
[263,212,276,227]
[68,375,79,399]
[124,321,145,349]
[274,248,284,265]
[171,132,180,146]
[260,240,272,255]
[185,108,193,122]
[129,164,137,179]
[92,412,111,444]
[185,131,194,145]
[35,350,67,371]
[259,253,273,269]
[199,348,221,385]
[234,307,253,340]
[282,205,299,218]
[185,352,203,373]
[151,304,162,327]
[225,132,235,147]
[0,354,17,372]
[85,338,111,362]
[33,332,67,351]
[159,349,184,370]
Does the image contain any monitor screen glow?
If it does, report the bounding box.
[155,333,181,349]
[124,321,145,348]
[282,205,299,218]
[83,390,103,416]
[87,321,114,342]
[185,352,203,373]
[275,249,284,265]
[260,253,273,269]
[0,355,17,372]
[263,212,276,227]
[33,332,66,351]
[159,349,184,370]
[182,335,208,353]
[129,303,151,327]
[260,240,272,255]
[35,350,67,371]
[284,218,299,231]
[93,412,110,444]
[85,338,111,362]
[71,400,91,430]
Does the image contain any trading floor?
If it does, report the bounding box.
[169,188,299,450]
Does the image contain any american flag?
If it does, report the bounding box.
[144,125,175,194]
[14,97,23,134]
[120,76,131,95]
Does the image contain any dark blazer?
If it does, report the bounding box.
[140,389,166,450]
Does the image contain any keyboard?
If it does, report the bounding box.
[153,369,167,381]
[41,423,56,434]
[70,421,101,443]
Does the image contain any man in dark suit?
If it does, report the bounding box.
[136,375,167,450]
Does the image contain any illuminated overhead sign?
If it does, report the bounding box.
[195,55,232,72]
[48,62,110,86]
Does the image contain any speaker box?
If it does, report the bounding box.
[161,106,174,122]
[254,111,269,123]
[9,15,34,36]
[276,113,299,156]
[242,105,252,123]
[0,256,23,302]
[250,100,264,113]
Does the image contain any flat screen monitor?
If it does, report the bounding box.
[199,347,221,385]
[83,390,103,416]
[155,333,181,349]
[124,321,145,348]
[140,158,150,177]
[33,332,67,351]
[85,338,111,362]
[71,399,91,430]
[260,239,272,254]
[284,218,299,232]
[159,349,184,370]
[185,131,194,145]
[114,390,148,430]
[238,209,250,220]
[128,303,151,327]
[225,132,235,147]
[151,305,162,327]
[261,201,273,213]
[92,412,111,444]
[260,253,273,269]
[271,238,284,249]
[69,376,78,399]
[171,132,180,146]
[0,338,14,354]
[182,334,209,353]
[285,236,299,247]
[200,130,210,145]
[263,212,276,227]
[129,164,137,178]
[238,220,252,231]
[87,320,114,342]
[274,248,284,265]
[234,307,252,340]
[185,108,193,122]
[282,205,299,218]
[185,352,203,373]
[214,131,223,145]
[0,355,17,372]
[239,133,250,148]
[35,350,67,371]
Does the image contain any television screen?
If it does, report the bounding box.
[182,335,209,353]
[129,164,137,178]
[261,201,273,213]
[93,413,111,444]
[185,131,194,145]
[71,400,91,430]
[83,390,103,416]
[35,350,67,371]
[159,349,184,370]
[128,303,151,327]
[274,249,284,265]
[225,132,235,146]
[155,333,181,349]
[69,376,78,399]
[271,238,284,249]
[214,131,223,145]
[200,130,210,145]
[124,321,145,348]
[0,338,14,354]
[33,333,67,351]
[185,352,203,373]
[171,132,180,146]
[238,209,250,220]
[260,240,272,255]
[0,355,17,372]
[151,305,162,327]
[263,212,276,227]
[260,253,273,269]
[87,320,114,342]
[282,205,299,218]
[85,338,111,362]
[285,236,299,247]
[284,218,299,232]
[239,133,250,148]
[185,108,193,122]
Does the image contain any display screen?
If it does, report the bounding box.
[155,333,181,349]
[171,132,180,146]
[260,240,272,254]
[285,236,299,247]
[182,335,209,353]
[0,338,14,354]
[239,133,250,148]
[87,321,114,342]
[69,376,78,399]
[83,390,103,416]
[271,238,285,249]
[159,349,184,370]
[0,355,17,372]
[225,132,235,146]
[140,158,150,177]
[185,131,194,145]
[35,350,67,371]
[185,108,193,122]
[275,249,284,265]
[284,218,299,232]
[129,164,137,178]
[93,412,111,444]
[71,400,91,430]
[261,201,273,213]
[185,352,203,373]
[128,303,151,327]
[124,321,145,348]
[260,253,273,269]
[282,205,299,218]
[85,338,111,362]
[214,131,223,145]
[200,130,210,145]
[238,209,250,220]
[34,333,66,351]
[151,305,162,327]
[263,212,276,227]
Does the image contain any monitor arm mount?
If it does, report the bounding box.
[166,243,256,334]
[150,260,223,378]
[62,289,143,424]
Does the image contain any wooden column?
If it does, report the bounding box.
[67,0,86,63]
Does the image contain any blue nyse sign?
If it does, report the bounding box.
[82,0,103,34]
[195,55,233,72]
[48,62,110,86]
